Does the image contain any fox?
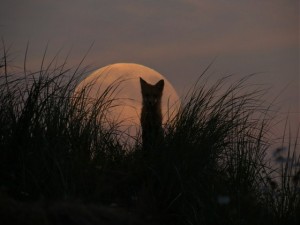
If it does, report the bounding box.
[140,77,165,150]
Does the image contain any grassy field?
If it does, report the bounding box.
[0,44,299,225]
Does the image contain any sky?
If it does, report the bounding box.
[0,0,299,141]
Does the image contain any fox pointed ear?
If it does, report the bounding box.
[140,77,146,85]
[155,79,164,92]
[140,77,147,91]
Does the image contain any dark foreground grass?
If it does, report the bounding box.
[0,45,299,225]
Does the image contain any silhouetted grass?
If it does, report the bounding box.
[0,43,126,202]
[0,44,299,225]
[260,122,300,225]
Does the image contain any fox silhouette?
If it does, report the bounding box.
[140,77,164,150]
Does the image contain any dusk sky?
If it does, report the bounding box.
[1,0,299,139]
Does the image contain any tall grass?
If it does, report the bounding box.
[0,44,299,225]
[0,43,126,201]
[261,123,300,225]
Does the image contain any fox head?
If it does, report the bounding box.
[140,77,164,107]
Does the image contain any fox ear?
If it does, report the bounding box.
[155,79,164,92]
[140,77,146,85]
[140,77,147,90]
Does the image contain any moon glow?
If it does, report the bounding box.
[75,63,181,135]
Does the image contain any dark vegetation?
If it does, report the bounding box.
[0,43,299,225]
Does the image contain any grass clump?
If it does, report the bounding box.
[0,44,299,225]
[0,43,126,202]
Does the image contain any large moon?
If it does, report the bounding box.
[75,63,181,136]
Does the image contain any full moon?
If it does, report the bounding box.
[75,63,181,136]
